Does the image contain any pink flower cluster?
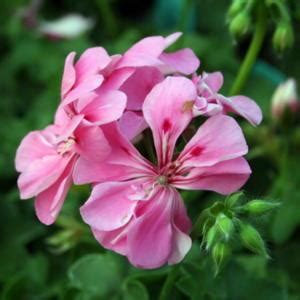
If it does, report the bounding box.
[15,32,262,269]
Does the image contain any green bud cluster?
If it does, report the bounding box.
[194,192,279,275]
[227,0,295,51]
[227,0,256,39]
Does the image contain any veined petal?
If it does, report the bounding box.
[62,74,104,105]
[17,154,73,199]
[127,187,173,269]
[91,226,128,255]
[220,95,263,126]
[73,157,146,184]
[143,76,197,167]
[80,181,139,231]
[61,52,76,97]
[74,125,111,162]
[159,48,200,75]
[75,47,111,81]
[101,122,154,172]
[118,111,147,141]
[15,131,56,172]
[178,115,248,168]
[168,226,192,265]
[168,190,192,265]
[202,72,223,93]
[34,159,74,225]
[120,67,163,111]
[173,157,251,195]
[81,90,127,125]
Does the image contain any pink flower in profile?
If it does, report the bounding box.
[15,111,110,225]
[75,77,251,269]
[192,72,262,126]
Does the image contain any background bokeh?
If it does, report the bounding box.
[0,0,300,299]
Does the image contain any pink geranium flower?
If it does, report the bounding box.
[75,77,251,269]
[59,33,200,140]
[192,72,262,125]
[15,112,110,225]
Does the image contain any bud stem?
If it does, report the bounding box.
[229,3,267,95]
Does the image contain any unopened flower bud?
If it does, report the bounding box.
[216,213,234,241]
[272,21,294,53]
[205,225,219,250]
[271,78,299,120]
[212,242,231,275]
[227,0,247,19]
[229,11,251,39]
[239,223,269,258]
[242,200,280,215]
[225,191,244,209]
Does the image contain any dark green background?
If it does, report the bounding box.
[0,0,300,299]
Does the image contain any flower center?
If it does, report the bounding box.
[57,137,75,156]
[157,175,168,186]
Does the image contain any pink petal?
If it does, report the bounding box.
[56,114,84,143]
[82,90,127,125]
[15,131,56,172]
[62,74,104,105]
[101,67,135,91]
[61,52,76,98]
[73,157,143,184]
[17,154,73,199]
[74,125,111,162]
[168,226,192,265]
[101,122,154,172]
[80,181,138,231]
[221,95,263,126]
[203,72,223,93]
[118,111,148,141]
[143,76,197,167]
[164,32,182,48]
[127,188,173,269]
[34,159,74,225]
[159,48,200,75]
[120,67,163,111]
[168,190,192,265]
[91,226,128,255]
[178,115,248,168]
[173,157,251,195]
[75,47,111,81]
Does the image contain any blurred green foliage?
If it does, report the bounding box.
[0,0,300,299]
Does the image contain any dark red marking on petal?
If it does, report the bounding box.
[190,146,204,156]
[162,118,172,132]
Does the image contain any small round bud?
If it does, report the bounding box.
[227,0,247,19]
[216,213,234,241]
[212,242,231,275]
[272,21,294,53]
[239,223,269,258]
[242,200,280,215]
[229,11,251,39]
[271,78,299,121]
[225,191,244,209]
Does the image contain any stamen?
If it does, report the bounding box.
[182,100,195,112]
[57,137,75,156]
[157,175,168,185]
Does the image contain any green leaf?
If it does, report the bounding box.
[123,279,149,300]
[68,253,122,296]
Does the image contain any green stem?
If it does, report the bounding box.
[158,266,180,300]
[229,4,267,95]
[94,0,118,38]
[177,0,193,31]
